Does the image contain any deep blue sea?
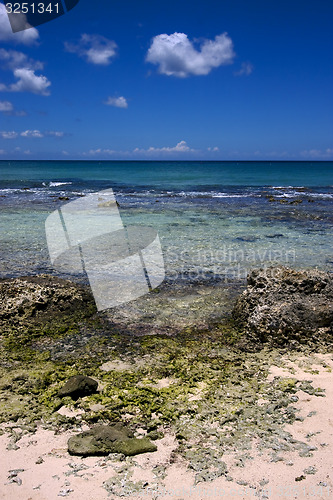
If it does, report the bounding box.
[0,160,332,283]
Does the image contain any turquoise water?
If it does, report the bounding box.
[0,160,332,187]
[0,161,332,282]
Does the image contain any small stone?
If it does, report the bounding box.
[35,457,44,464]
[7,441,20,451]
[58,375,98,399]
[295,475,306,482]
[58,488,73,497]
[270,455,284,463]
[304,466,317,475]
[11,476,22,485]
[8,469,24,478]
[307,411,317,417]
[147,430,164,440]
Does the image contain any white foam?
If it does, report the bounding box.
[49,181,72,187]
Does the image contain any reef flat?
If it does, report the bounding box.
[0,267,332,496]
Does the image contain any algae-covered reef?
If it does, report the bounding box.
[0,268,332,478]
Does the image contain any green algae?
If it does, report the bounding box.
[0,293,331,486]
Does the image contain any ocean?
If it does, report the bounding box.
[0,160,332,284]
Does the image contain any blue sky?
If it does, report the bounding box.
[0,0,332,160]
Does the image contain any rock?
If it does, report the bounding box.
[0,275,96,339]
[0,275,94,323]
[68,424,157,456]
[147,430,164,440]
[58,375,98,399]
[232,266,333,346]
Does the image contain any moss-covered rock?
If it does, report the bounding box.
[67,424,157,456]
[58,375,98,399]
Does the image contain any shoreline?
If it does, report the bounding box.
[0,267,332,499]
[0,352,332,500]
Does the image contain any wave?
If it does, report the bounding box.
[118,189,255,199]
[48,181,73,187]
[273,192,333,199]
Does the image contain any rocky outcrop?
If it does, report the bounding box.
[0,275,96,338]
[232,267,333,346]
[68,424,157,456]
[0,275,94,323]
[58,375,98,399]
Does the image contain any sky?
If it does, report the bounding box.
[0,0,332,160]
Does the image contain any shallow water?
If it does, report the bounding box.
[0,161,332,282]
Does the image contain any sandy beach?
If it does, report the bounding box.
[1,352,332,500]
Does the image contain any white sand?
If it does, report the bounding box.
[1,353,332,500]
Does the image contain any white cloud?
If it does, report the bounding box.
[300,148,333,159]
[207,146,219,152]
[105,96,128,108]
[0,149,6,154]
[0,129,66,139]
[133,140,198,156]
[21,129,43,138]
[0,4,39,45]
[137,140,192,153]
[0,100,13,112]
[45,131,65,137]
[146,32,234,77]
[0,131,18,139]
[62,150,69,156]
[0,48,43,71]
[65,34,117,65]
[24,149,31,155]
[0,68,51,95]
[234,62,253,76]
[0,49,49,96]
[0,99,26,116]
[84,148,116,156]
[83,141,198,158]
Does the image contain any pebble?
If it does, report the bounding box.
[58,488,74,497]
[304,466,317,475]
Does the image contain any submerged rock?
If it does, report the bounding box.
[232,266,333,345]
[68,424,157,456]
[58,375,98,399]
